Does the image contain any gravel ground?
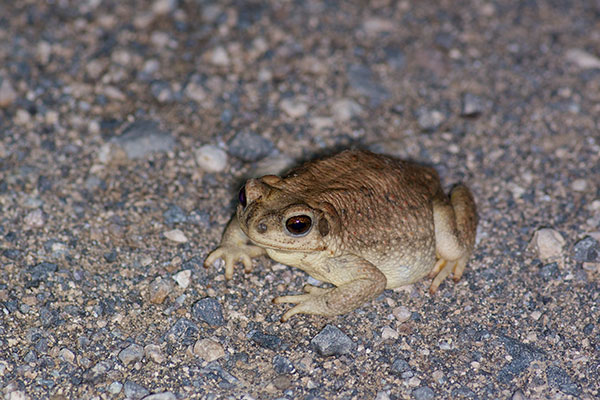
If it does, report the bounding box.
[1,1,599,399]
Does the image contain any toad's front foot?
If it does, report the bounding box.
[274,284,338,321]
[204,244,265,280]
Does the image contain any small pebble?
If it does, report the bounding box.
[123,380,150,400]
[58,348,75,364]
[228,131,274,162]
[280,98,308,118]
[118,343,144,366]
[381,326,399,340]
[152,0,177,15]
[108,382,123,395]
[417,108,445,132]
[143,392,177,400]
[144,344,166,364]
[195,145,228,173]
[0,77,17,108]
[112,120,175,160]
[193,338,225,362]
[210,46,230,67]
[461,93,485,117]
[530,228,565,262]
[192,297,225,326]
[149,277,173,304]
[272,374,292,390]
[393,306,412,322]
[573,236,600,263]
[249,330,285,351]
[571,179,587,192]
[273,355,295,374]
[164,229,188,243]
[331,98,363,122]
[172,269,192,288]
[566,48,600,69]
[24,209,45,228]
[412,386,435,400]
[375,391,391,400]
[311,324,354,356]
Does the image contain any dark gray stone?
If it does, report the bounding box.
[118,343,144,365]
[461,93,485,117]
[163,204,187,225]
[310,324,354,357]
[391,358,411,375]
[83,360,113,383]
[546,365,580,396]
[192,297,225,326]
[113,120,175,159]
[539,262,559,279]
[412,386,435,400]
[573,236,600,262]
[227,130,274,162]
[123,380,150,400]
[165,318,199,346]
[249,330,285,351]
[273,355,295,374]
[347,64,391,106]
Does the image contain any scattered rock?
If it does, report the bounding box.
[566,49,600,69]
[530,228,565,262]
[172,269,192,288]
[249,330,285,351]
[391,358,411,376]
[192,297,225,326]
[331,99,363,122]
[573,236,600,263]
[112,120,175,160]
[144,344,166,364]
[163,204,187,225]
[571,179,587,192]
[165,318,199,346]
[108,382,123,395]
[24,209,45,228]
[546,365,580,396]
[280,98,308,118]
[228,131,275,162]
[123,380,150,400]
[149,277,173,304]
[210,46,230,67]
[311,324,354,356]
[461,93,485,117]
[417,108,446,132]
[152,0,177,15]
[195,145,228,173]
[412,386,435,400]
[0,76,17,108]
[193,338,225,361]
[248,152,295,177]
[143,392,177,400]
[273,355,295,374]
[393,306,411,322]
[164,229,188,243]
[119,343,144,366]
[381,326,399,340]
[58,348,75,364]
[272,374,292,390]
[347,64,391,106]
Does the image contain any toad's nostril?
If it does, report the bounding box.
[257,223,267,233]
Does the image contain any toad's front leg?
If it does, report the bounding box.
[273,255,387,321]
[204,218,266,279]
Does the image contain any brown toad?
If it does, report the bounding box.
[205,150,478,321]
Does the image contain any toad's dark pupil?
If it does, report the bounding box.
[238,186,247,207]
[285,215,312,236]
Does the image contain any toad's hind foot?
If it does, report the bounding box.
[428,254,469,293]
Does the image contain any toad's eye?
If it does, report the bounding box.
[238,185,247,207]
[285,215,312,236]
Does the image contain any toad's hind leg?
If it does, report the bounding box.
[429,184,478,293]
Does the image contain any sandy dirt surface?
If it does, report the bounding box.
[1,1,599,399]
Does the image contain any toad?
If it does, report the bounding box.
[205,150,478,321]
